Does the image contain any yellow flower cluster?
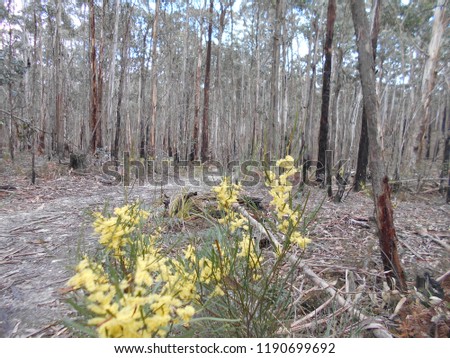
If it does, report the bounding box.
[212,177,240,209]
[237,233,261,280]
[68,248,197,337]
[183,244,226,297]
[67,203,202,338]
[212,178,261,277]
[266,155,311,249]
[93,204,149,255]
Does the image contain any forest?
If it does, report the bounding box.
[0,0,449,339]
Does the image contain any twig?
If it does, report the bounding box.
[426,234,450,253]
[0,260,21,265]
[25,322,57,338]
[1,245,27,260]
[232,203,393,338]
[437,270,450,283]
[290,294,336,329]
[9,215,63,233]
[288,305,351,333]
[54,326,69,337]
[0,109,51,135]
[397,237,426,260]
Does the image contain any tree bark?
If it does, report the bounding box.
[354,0,381,192]
[55,0,64,157]
[6,0,15,161]
[88,0,99,154]
[414,0,448,166]
[112,5,132,162]
[251,2,261,158]
[107,0,120,155]
[201,0,214,163]
[192,22,204,162]
[148,0,161,158]
[178,0,191,161]
[350,0,407,292]
[267,0,282,158]
[317,0,336,187]
[305,5,324,162]
[96,0,107,150]
[138,23,149,159]
[440,105,449,201]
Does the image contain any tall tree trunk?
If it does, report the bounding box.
[112,6,132,162]
[305,4,324,161]
[212,1,227,158]
[139,24,149,159]
[329,47,342,155]
[192,23,204,161]
[350,0,407,292]
[354,0,381,192]
[88,0,99,154]
[178,0,190,161]
[36,0,46,155]
[317,0,336,190]
[96,0,107,150]
[201,0,214,163]
[55,0,64,157]
[251,2,261,158]
[148,0,160,158]
[267,0,282,158]
[6,0,15,161]
[107,0,120,154]
[30,0,39,183]
[414,0,448,167]
[440,105,449,200]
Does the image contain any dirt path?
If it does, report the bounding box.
[0,171,202,337]
[1,158,449,337]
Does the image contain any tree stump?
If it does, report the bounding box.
[69,153,87,169]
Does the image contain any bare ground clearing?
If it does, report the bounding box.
[0,155,449,337]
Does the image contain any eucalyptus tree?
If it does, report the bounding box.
[350,0,407,292]
[1,1,28,161]
[316,0,336,194]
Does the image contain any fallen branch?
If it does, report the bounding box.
[426,234,450,253]
[288,304,351,333]
[9,215,63,233]
[289,293,337,331]
[232,203,393,338]
[397,236,426,260]
[437,270,450,283]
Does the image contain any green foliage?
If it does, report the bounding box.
[65,156,320,338]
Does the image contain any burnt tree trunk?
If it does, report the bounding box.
[354,0,381,192]
[317,0,336,186]
[354,107,369,192]
[350,0,407,292]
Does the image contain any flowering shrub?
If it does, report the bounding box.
[67,203,198,337]
[92,204,149,256]
[212,177,260,277]
[265,155,311,249]
[66,155,313,338]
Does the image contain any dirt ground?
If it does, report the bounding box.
[0,154,449,337]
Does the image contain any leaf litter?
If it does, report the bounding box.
[0,154,448,337]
